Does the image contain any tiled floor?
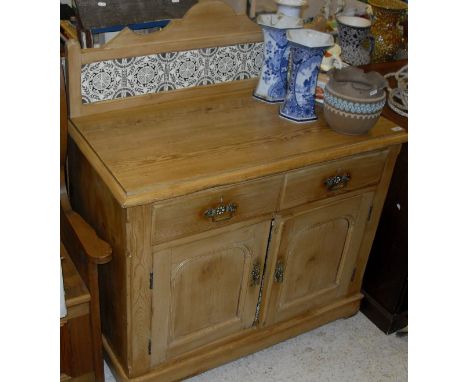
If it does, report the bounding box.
[104,312,407,382]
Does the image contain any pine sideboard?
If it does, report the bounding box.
[65,2,408,381]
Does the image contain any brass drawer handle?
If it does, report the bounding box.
[274,261,284,283]
[324,173,351,192]
[204,199,238,222]
[250,262,261,286]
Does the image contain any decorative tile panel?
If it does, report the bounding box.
[81,43,264,104]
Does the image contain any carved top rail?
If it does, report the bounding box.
[66,0,263,118]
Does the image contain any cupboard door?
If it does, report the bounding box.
[263,193,373,326]
[151,220,271,365]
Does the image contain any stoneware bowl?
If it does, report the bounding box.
[324,67,387,135]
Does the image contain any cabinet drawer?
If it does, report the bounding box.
[151,176,282,244]
[280,150,388,210]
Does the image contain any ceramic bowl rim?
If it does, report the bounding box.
[336,15,371,29]
[275,0,307,7]
[325,86,386,103]
[256,13,304,29]
[368,0,408,11]
[286,29,334,49]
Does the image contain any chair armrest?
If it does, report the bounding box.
[61,207,112,265]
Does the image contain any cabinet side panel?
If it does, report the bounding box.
[347,144,402,296]
[68,138,129,373]
[126,205,153,377]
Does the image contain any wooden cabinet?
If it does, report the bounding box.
[69,135,405,381]
[65,3,407,380]
[263,193,373,326]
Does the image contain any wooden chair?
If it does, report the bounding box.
[60,61,112,382]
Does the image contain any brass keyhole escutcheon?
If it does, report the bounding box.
[274,261,284,283]
[251,262,261,286]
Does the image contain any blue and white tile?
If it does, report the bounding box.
[80,43,264,104]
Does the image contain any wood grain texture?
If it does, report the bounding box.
[62,209,113,265]
[151,221,271,363]
[68,121,127,204]
[72,78,258,118]
[104,294,362,382]
[280,149,388,210]
[67,315,95,378]
[151,174,282,244]
[60,250,94,381]
[68,140,129,374]
[61,243,91,318]
[66,39,83,119]
[263,193,373,326]
[126,205,153,377]
[61,322,72,377]
[62,316,94,380]
[71,84,407,208]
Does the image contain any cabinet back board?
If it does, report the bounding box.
[66,0,263,118]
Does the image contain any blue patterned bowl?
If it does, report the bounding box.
[323,85,386,135]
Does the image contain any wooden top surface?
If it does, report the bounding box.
[69,81,408,207]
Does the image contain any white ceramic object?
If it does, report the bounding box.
[337,15,371,28]
[256,13,303,29]
[287,29,334,49]
[253,14,303,103]
[321,44,343,72]
[340,0,370,16]
[275,0,307,17]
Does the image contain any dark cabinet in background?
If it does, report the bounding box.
[359,60,408,334]
[361,143,407,333]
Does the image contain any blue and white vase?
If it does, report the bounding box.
[279,29,334,123]
[253,14,303,104]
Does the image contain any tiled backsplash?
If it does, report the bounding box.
[81,42,264,104]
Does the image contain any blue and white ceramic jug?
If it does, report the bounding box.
[253,14,303,103]
[279,29,334,122]
[336,16,374,66]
